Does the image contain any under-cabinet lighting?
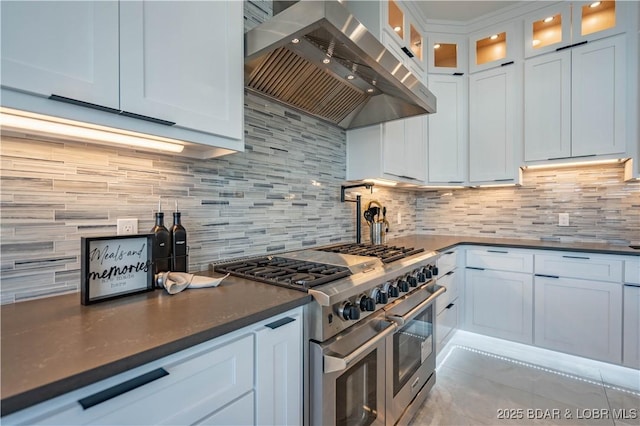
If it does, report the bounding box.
[590,1,601,8]
[522,158,627,170]
[474,183,519,188]
[0,108,185,153]
[363,178,397,187]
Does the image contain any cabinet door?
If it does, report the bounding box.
[119,1,243,140]
[524,51,572,161]
[255,313,302,426]
[572,0,625,44]
[464,268,533,344]
[404,115,427,182]
[428,33,467,75]
[571,34,626,156]
[523,2,572,58]
[623,285,640,369]
[427,75,467,184]
[383,118,407,177]
[196,392,254,426]
[469,22,519,73]
[534,276,622,364]
[0,1,119,109]
[469,65,520,183]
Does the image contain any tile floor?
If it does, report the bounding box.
[410,331,640,425]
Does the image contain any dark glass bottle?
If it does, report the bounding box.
[151,211,171,275]
[171,209,188,272]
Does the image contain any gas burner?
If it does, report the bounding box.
[214,256,352,290]
[318,243,424,263]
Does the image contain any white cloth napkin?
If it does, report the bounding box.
[158,272,230,295]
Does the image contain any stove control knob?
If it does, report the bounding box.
[407,275,418,287]
[358,295,376,312]
[377,288,389,305]
[432,265,439,276]
[338,302,360,321]
[417,271,427,283]
[397,279,410,293]
[422,267,433,279]
[388,284,400,298]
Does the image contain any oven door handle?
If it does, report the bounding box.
[323,321,397,374]
[386,285,446,327]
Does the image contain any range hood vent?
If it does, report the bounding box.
[245,1,437,130]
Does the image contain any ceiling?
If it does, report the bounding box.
[415,1,522,22]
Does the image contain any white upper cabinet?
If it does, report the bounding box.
[0,1,119,108]
[0,0,244,158]
[426,74,468,185]
[524,34,627,162]
[524,1,625,58]
[120,1,243,142]
[469,64,522,184]
[347,116,427,185]
[469,21,521,73]
[427,33,468,75]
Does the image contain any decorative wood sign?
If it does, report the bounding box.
[81,235,154,305]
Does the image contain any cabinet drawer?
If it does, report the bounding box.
[436,269,458,314]
[436,300,458,348]
[438,250,458,275]
[625,258,640,284]
[535,252,623,282]
[30,335,254,425]
[466,248,534,273]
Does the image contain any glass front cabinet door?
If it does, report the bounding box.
[469,22,520,73]
[427,33,467,75]
[524,1,624,58]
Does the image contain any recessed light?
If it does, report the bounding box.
[490,34,499,40]
[366,88,374,93]
[291,38,300,44]
[347,75,355,80]
[393,26,402,32]
[322,57,330,64]
[434,43,441,49]
[543,16,554,23]
[589,1,601,8]
[532,39,541,46]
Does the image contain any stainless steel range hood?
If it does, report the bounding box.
[244,0,437,129]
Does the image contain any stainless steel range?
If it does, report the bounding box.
[215,243,445,426]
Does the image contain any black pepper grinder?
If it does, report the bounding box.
[151,200,171,275]
[171,200,188,272]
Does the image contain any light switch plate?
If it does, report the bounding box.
[558,213,569,227]
[117,218,138,235]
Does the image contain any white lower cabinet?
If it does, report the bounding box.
[464,268,533,344]
[2,307,303,426]
[623,284,640,369]
[254,311,302,426]
[534,276,622,364]
[436,250,460,354]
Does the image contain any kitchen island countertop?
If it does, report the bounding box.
[0,272,311,416]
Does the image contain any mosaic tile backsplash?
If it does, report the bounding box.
[1,0,638,303]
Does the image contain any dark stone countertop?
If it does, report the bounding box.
[1,235,637,416]
[386,234,640,257]
[0,272,311,416]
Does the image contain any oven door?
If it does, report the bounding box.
[384,284,446,425]
[310,315,396,426]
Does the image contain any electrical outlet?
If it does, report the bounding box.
[397,212,402,225]
[558,213,569,227]
[117,218,138,235]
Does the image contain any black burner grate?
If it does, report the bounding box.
[318,243,424,263]
[214,256,351,291]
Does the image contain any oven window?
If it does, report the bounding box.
[393,303,433,395]
[336,350,378,426]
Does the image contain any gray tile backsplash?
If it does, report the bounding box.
[0,0,637,303]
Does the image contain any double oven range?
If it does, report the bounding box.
[215,243,445,426]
